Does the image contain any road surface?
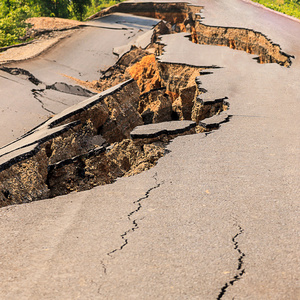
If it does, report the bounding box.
[0,1,299,299]
[0,13,159,147]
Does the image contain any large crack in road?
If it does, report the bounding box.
[0,43,230,205]
[0,1,298,299]
[89,1,294,67]
[0,0,293,219]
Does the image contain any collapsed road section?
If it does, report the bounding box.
[0,56,229,206]
[0,1,293,207]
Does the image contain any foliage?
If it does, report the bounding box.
[0,0,117,47]
[85,0,121,19]
[252,0,300,19]
[37,0,70,19]
[71,0,92,21]
[0,0,36,47]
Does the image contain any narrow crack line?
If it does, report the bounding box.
[31,90,55,114]
[100,260,107,275]
[107,173,162,257]
[43,58,85,74]
[32,88,70,106]
[0,74,25,84]
[35,93,69,106]
[217,225,246,300]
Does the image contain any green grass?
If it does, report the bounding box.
[252,0,300,19]
[0,0,123,48]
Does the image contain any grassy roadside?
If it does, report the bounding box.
[251,0,300,19]
[0,0,122,48]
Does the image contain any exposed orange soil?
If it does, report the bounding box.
[128,54,163,94]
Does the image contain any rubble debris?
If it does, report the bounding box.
[139,88,172,124]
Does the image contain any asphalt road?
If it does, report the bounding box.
[0,14,158,147]
[0,1,299,299]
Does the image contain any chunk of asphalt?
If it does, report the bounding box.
[199,112,230,129]
[47,82,96,97]
[113,29,155,58]
[0,80,133,171]
[130,120,196,139]
[196,95,229,105]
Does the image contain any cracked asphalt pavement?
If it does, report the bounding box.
[0,14,158,147]
[0,0,299,299]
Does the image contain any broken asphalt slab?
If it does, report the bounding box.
[199,111,230,129]
[130,120,196,139]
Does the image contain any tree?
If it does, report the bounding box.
[37,0,70,18]
[0,0,122,47]
[71,0,91,21]
[0,0,33,47]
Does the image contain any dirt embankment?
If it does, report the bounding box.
[26,17,83,31]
